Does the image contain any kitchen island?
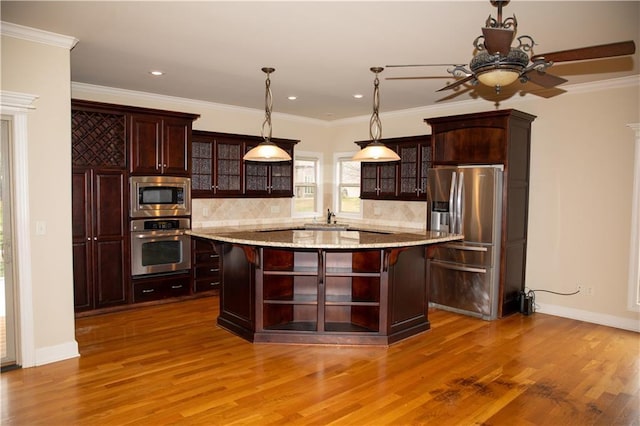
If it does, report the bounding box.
[189,224,462,345]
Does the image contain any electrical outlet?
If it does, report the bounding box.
[585,286,594,296]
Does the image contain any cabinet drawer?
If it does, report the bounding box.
[195,251,219,265]
[194,278,220,292]
[195,265,220,279]
[133,276,191,302]
[194,238,216,251]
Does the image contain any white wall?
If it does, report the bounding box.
[1,32,79,365]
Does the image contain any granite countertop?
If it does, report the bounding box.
[187,222,463,249]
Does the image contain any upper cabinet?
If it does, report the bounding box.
[130,112,198,176]
[355,135,431,201]
[243,140,296,197]
[191,130,298,198]
[426,109,536,167]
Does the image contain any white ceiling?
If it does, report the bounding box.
[2,1,638,121]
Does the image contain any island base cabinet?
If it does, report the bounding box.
[218,244,430,345]
[217,244,256,341]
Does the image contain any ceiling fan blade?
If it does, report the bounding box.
[524,70,568,88]
[436,75,476,92]
[482,27,514,56]
[531,40,636,63]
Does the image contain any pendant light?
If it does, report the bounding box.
[243,67,291,162]
[352,67,400,162]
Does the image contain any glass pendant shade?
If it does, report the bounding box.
[243,140,290,162]
[352,67,400,162]
[243,67,291,162]
[352,142,400,162]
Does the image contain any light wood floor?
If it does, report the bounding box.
[2,296,638,425]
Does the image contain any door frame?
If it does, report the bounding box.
[1,91,38,367]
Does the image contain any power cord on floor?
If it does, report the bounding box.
[520,288,581,315]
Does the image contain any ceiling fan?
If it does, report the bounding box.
[386,0,636,94]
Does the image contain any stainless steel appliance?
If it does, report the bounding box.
[427,165,503,320]
[130,176,191,218]
[130,217,191,276]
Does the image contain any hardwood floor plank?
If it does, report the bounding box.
[2,296,638,425]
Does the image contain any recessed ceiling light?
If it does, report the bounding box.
[149,70,164,76]
[353,94,364,99]
[287,96,297,100]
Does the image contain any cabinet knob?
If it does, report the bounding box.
[87,237,91,241]
[94,237,97,241]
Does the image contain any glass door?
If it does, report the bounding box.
[1,117,17,368]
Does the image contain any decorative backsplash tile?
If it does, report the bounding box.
[192,198,426,230]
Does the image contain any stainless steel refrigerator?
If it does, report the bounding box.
[427,165,503,320]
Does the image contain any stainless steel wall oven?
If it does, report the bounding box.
[130,218,191,276]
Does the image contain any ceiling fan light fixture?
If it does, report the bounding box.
[244,67,292,162]
[476,68,520,87]
[470,48,529,90]
[352,67,400,163]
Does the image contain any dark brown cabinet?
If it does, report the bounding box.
[72,100,201,314]
[425,109,536,317]
[71,103,129,312]
[132,273,191,303]
[191,130,298,198]
[130,113,198,176]
[192,237,220,292]
[356,135,431,201]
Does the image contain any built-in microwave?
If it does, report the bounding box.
[130,176,191,218]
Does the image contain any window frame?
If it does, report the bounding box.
[334,152,362,219]
[292,151,322,218]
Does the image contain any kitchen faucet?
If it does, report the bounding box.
[327,209,335,224]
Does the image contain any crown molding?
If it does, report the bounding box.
[1,91,39,110]
[73,75,639,128]
[1,21,78,50]
[71,82,330,127]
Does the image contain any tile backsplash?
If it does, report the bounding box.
[192,198,427,230]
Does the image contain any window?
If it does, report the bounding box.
[335,154,361,216]
[293,153,321,216]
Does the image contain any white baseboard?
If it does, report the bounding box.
[34,340,80,366]
[536,303,640,333]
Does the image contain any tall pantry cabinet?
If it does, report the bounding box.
[425,109,536,317]
[72,101,129,312]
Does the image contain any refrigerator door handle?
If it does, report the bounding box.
[431,260,487,274]
[448,171,457,233]
[455,171,464,234]
[442,243,488,252]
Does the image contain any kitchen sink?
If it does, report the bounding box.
[303,223,349,231]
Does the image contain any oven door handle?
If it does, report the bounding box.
[132,230,186,238]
